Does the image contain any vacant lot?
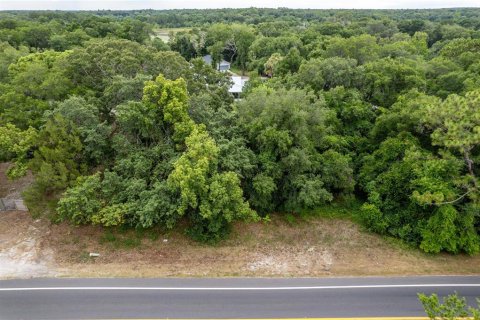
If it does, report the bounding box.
[151,27,192,42]
[46,215,480,278]
[1,162,479,278]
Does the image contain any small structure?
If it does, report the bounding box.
[202,55,231,72]
[217,60,230,72]
[202,54,213,65]
[0,198,28,212]
[14,200,28,211]
[229,76,248,99]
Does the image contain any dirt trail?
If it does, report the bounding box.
[0,211,57,278]
[0,163,56,278]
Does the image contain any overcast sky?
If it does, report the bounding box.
[1,0,479,10]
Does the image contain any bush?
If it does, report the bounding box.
[418,292,480,320]
[57,173,102,224]
[360,203,388,234]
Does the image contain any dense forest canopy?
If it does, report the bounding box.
[0,8,479,252]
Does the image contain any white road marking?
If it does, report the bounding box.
[0,284,479,291]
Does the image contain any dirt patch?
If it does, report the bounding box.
[0,163,55,278]
[0,211,56,278]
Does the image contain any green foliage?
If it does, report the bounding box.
[0,124,38,177]
[66,38,189,93]
[424,90,480,165]
[264,53,283,78]
[143,75,194,145]
[54,74,255,241]
[23,24,52,49]
[57,173,102,224]
[361,108,480,254]
[102,74,151,115]
[359,57,426,107]
[237,86,354,213]
[146,75,256,239]
[92,204,129,227]
[51,96,110,164]
[301,198,362,221]
[1,8,480,250]
[379,32,428,59]
[323,87,376,156]
[418,293,480,320]
[426,57,466,98]
[30,114,85,194]
[276,47,302,76]
[168,126,219,214]
[170,31,198,60]
[371,89,440,143]
[0,51,73,129]
[167,125,256,239]
[360,203,388,234]
[360,132,480,253]
[440,39,480,61]
[115,101,161,144]
[7,51,72,100]
[296,57,358,92]
[324,34,379,65]
[205,24,256,73]
[422,90,480,206]
[0,41,28,82]
[420,205,479,254]
[249,35,303,74]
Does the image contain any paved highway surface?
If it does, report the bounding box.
[0,276,479,319]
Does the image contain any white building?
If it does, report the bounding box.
[229,76,248,98]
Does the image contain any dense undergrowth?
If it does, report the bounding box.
[0,8,479,253]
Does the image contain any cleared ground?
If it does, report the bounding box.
[151,27,192,42]
[1,162,479,278]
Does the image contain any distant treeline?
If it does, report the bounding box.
[2,8,480,28]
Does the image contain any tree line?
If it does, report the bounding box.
[0,9,479,252]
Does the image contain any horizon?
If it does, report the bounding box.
[1,7,480,11]
[1,0,480,11]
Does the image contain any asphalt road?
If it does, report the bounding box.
[0,276,479,319]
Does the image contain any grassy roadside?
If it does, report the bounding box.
[47,201,480,278]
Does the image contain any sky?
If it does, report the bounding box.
[1,0,479,10]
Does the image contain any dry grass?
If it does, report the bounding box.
[44,216,480,278]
